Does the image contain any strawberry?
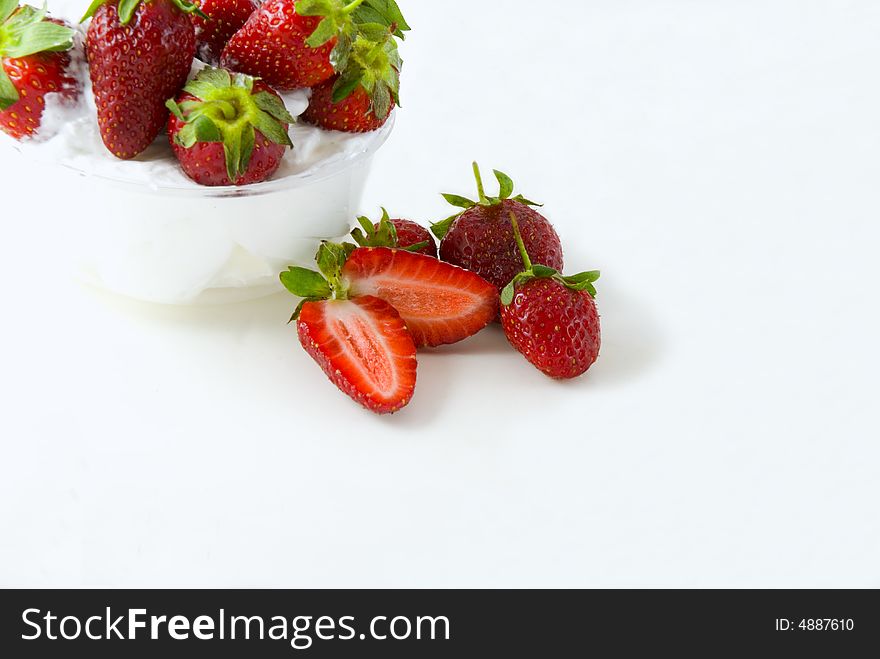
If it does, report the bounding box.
[431,163,565,292]
[500,212,601,380]
[83,0,201,159]
[166,67,294,186]
[192,0,258,65]
[297,296,417,414]
[342,247,498,348]
[283,243,417,413]
[350,208,437,257]
[0,3,78,140]
[301,72,390,132]
[300,19,404,133]
[221,0,408,92]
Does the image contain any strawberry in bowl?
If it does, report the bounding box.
[0,2,78,140]
[166,67,295,186]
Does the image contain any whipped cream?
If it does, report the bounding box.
[2,0,382,190]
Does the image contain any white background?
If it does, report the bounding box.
[2,0,879,587]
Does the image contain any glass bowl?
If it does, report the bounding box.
[4,117,393,305]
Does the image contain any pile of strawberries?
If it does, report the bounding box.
[284,164,602,414]
[1,0,408,185]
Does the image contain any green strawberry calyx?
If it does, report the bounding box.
[81,0,207,25]
[350,207,429,252]
[501,211,600,306]
[298,0,409,113]
[300,0,409,64]
[280,242,357,321]
[165,67,295,184]
[331,22,402,116]
[431,162,543,240]
[0,2,76,110]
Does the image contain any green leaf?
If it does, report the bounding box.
[330,31,353,71]
[512,194,543,207]
[117,0,141,24]
[172,0,208,19]
[430,212,461,240]
[306,16,339,48]
[369,83,391,120]
[564,270,601,284]
[532,265,558,278]
[400,241,430,253]
[500,282,516,307]
[441,194,475,209]
[192,114,221,143]
[165,99,186,121]
[253,91,295,123]
[280,268,332,299]
[1,0,18,23]
[316,242,351,283]
[494,170,514,200]
[3,13,76,57]
[223,129,242,183]
[184,68,231,98]
[0,66,19,111]
[252,109,292,147]
[356,21,391,43]
[354,0,411,38]
[296,0,334,16]
[80,0,107,21]
[561,271,600,298]
[332,66,364,103]
[175,123,198,148]
[239,124,255,179]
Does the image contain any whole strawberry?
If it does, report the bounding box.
[350,208,437,257]
[431,164,564,292]
[500,213,601,380]
[300,20,404,132]
[192,0,258,65]
[84,0,200,159]
[221,0,408,92]
[166,67,294,186]
[0,4,78,140]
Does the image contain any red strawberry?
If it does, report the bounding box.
[297,296,417,414]
[192,0,258,65]
[301,18,405,133]
[302,74,393,132]
[0,5,78,140]
[431,164,564,292]
[342,248,498,348]
[221,0,409,92]
[500,212,601,379]
[84,0,200,159]
[350,208,437,257]
[166,67,294,186]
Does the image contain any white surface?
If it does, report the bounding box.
[1,0,879,587]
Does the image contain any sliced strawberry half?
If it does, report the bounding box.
[342,248,499,349]
[297,296,417,414]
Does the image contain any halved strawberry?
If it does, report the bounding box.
[342,248,498,349]
[297,296,417,414]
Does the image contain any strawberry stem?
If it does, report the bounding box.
[472,162,488,204]
[509,211,532,271]
[342,0,367,14]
